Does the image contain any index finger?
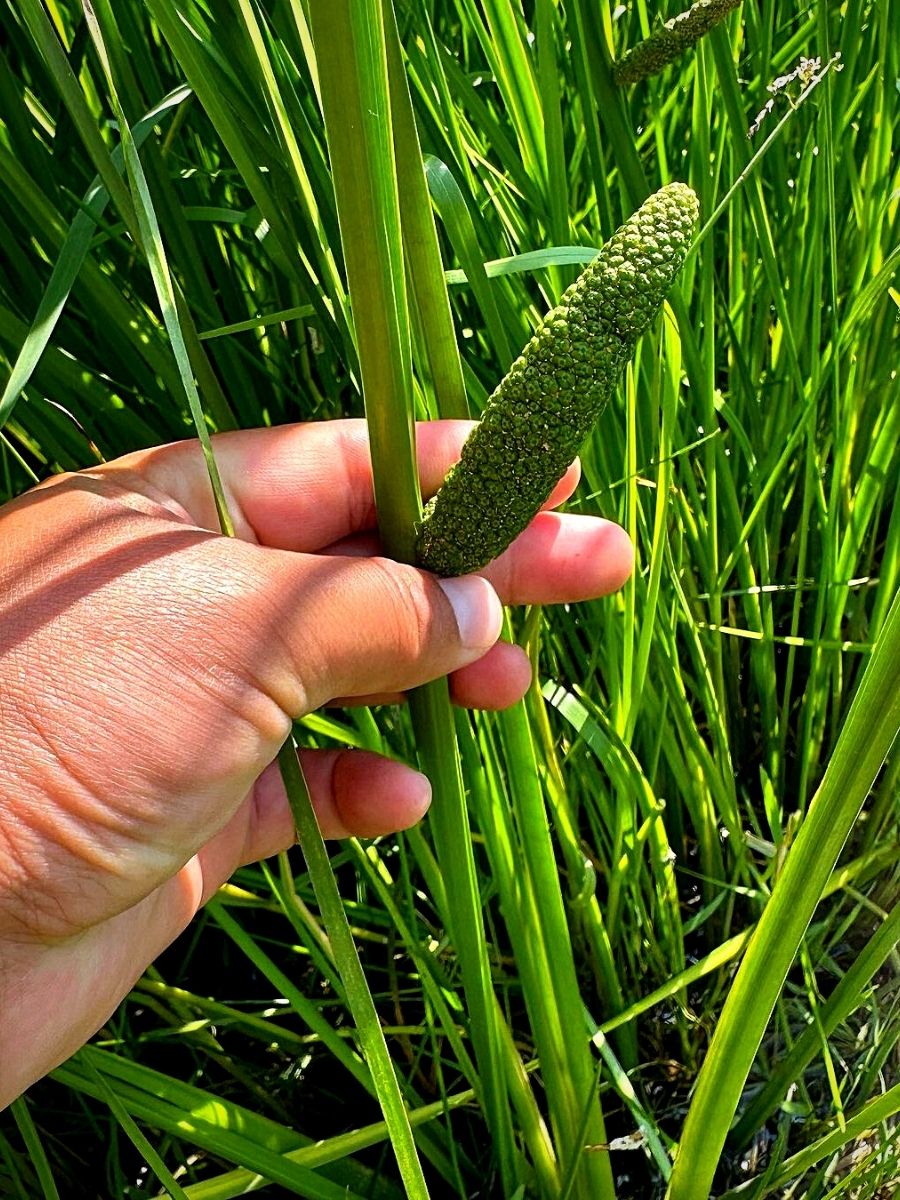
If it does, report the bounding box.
[103,420,580,552]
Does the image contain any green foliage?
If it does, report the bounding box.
[1,1,899,1198]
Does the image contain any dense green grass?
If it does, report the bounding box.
[1,1,898,1197]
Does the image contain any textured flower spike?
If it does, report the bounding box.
[416,183,699,577]
[613,0,741,87]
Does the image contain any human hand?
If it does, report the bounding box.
[0,419,632,1105]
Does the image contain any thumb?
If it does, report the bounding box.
[256,551,505,714]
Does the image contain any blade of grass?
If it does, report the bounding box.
[206,898,373,1089]
[17,0,135,228]
[424,154,517,370]
[52,1048,369,1200]
[405,681,521,1190]
[384,5,468,420]
[79,1056,190,1200]
[668,587,900,1199]
[729,900,900,1150]
[0,84,190,428]
[144,0,349,359]
[719,1082,900,1200]
[179,1087,479,1200]
[457,0,545,191]
[7,1099,60,1200]
[82,5,233,533]
[276,742,429,1199]
[492,690,616,1199]
[232,0,348,327]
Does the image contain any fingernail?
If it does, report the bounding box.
[408,772,433,822]
[438,575,503,651]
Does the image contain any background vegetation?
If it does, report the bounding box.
[0,1,898,1197]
